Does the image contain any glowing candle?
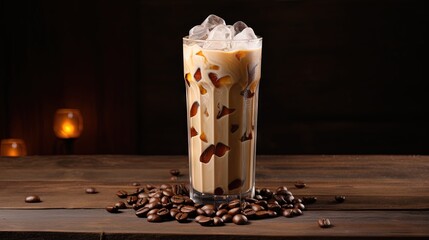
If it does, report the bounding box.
[53,109,83,139]
[0,139,27,157]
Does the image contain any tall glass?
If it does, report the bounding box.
[183,37,262,205]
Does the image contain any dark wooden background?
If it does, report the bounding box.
[1,0,428,155]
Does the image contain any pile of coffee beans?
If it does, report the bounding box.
[106,183,316,226]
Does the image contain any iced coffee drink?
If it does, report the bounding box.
[183,15,262,204]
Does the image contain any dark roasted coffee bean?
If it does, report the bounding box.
[302,196,317,204]
[105,205,119,213]
[282,209,294,218]
[147,214,162,222]
[85,187,97,194]
[255,188,261,195]
[146,184,156,190]
[204,208,216,217]
[138,192,149,199]
[127,196,138,205]
[129,188,144,196]
[213,216,224,226]
[284,195,295,203]
[160,183,171,190]
[221,214,233,223]
[273,194,286,204]
[181,205,197,217]
[241,202,250,209]
[184,198,195,205]
[197,208,206,216]
[267,210,278,218]
[132,182,141,186]
[194,215,204,223]
[175,212,189,223]
[170,169,181,176]
[255,210,270,219]
[255,200,268,208]
[228,207,241,216]
[267,203,282,212]
[293,198,302,204]
[216,209,229,217]
[163,190,174,197]
[147,208,159,216]
[282,203,294,209]
[171,195,185,204]
[161,196,170,204]
[292,208,303,216]
[115,201,127,209]
[149,197,161,203]
[255,194,264,200]
[116,190,128,198]
[157,208,170,219]
[194,203,204,208]
[218,202,229,210]
[149,191,163,198]
[198,216,213,226]
[260,188,273,198]
[251,204,264,212]
[232,214,248,225]
[242,208,256,219]
[294,203,305,211]
[135,207,150,218]
[228,199,241,209]
[146,201,161,210]
[170,208,179,218]
[25,195,41,203]
[201,204,215,211]
[335,195,346,203]
[294,181,306,189]
[276,186,288,195]
[318,218,332,228]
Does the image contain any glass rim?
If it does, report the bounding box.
[183,35,263,43]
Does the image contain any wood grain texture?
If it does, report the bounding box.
[0,155,428,239]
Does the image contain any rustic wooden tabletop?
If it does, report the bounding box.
[0,155,428,239]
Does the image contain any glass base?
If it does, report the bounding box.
[190,187,254,206]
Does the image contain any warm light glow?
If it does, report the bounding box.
[1,139,27,157]
[53,109,83,139]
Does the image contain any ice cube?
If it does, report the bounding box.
[233,27,257,40]
[233,21,248,35]
[189,25,209,40]
[204,25,233,50]
[201,14,226,31]
[231,27,260,50]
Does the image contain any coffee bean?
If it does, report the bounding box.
[135,207,150,217]
[292,198,302,204]
[228,199,241,209]
[213,216,224,226]
[267,210,278,218]
[132,182,141,186]
[129,188,144,196]
[138,192,149,199]
[175,212,189,223]
[268,203,281,212]
[242,208,256,219]
[255,210,270,219]
[146,201,161,210]
[228,207,241,216]
[294,181,306,189]
[218,202,229,210]
[170,208,179,218]
[232,214,248,225]
[163,190,174,197]
[127,196,138,205]
[318,218,332,228]
[244,197,257,203]
[273,194,286,204]
[170,169,181,176]
[160,184,171,190]
[276,186,288,195]
[116,190,128,198]
[197,208,206,216]
[85,187,97,194]
[251,204,264,212]
[147,208,159,216]
[146,184,156,190]
[216,209,228,217]
[197,216,213,226]
[204,208,216,217]
[260,188,273,198]
[282,209,294,218]
[25,195,41,203]
[292,208,303,216]
[282,204,294,209]
[147,214,162,222]
[194,215,204,223]
[181,205,197,217]
[201,204,215,211]
[335,195,346,203]
[115,201,127,209]
[255,200,268,208]
[171,195,185,204]
[302,196,317,204]
[157,208,170,219]
[221,214,233,223]
[105,205,119,213]
[255,194,264,200]
[294,203,305,211]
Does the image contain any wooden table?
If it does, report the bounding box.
[0,155,428,239]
